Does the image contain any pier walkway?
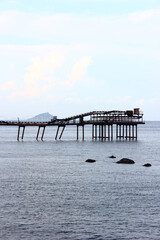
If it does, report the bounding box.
[0,109,145,141]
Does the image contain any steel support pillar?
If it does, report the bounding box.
[132,125,134,139]
[21,126,25,140]
[82,125,84,141]
[95,125,97,139]
[123,125,124,139]
[77,125,79,140]
[111,125,113,140]
[104,125,106,139]
[36,126,40,141]
[101,125,103,140]
[136,125,137,140]
[126,125,128,139]
[92,124,94,139]
[55,126,60,140]
[116,125,118,139]
[119,125,121,139]
[108,125,110,140]
[59,126,65,140]
[17,126,20,141]
[41,126,45,141]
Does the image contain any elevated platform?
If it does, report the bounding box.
[0,109,145,141]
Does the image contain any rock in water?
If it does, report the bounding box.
[109,155,116,158]
[116,158,135,164]
[85,159,96,163]
[143,163,152,167]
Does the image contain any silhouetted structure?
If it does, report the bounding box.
[0,109,144,141]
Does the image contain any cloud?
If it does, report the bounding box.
[62,56,91,87]
[6,50,92,99]
[129,9,159,24]
[0,9,160,48]
[9,63,14,73]
[0,80,15,90]
[136,99,145,106]
[136,98,160,106]
[10,51,64,98]
[65,97,73,102]
[148,98,160,104]
[121,96,132,102]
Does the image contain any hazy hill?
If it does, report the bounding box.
[27,112,55,122]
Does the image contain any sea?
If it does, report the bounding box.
[0,121,160,240]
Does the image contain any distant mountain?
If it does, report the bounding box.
[27,112,55,122]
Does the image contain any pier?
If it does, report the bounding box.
[0,108,145,141]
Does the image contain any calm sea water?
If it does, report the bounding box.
[0,122,160,240]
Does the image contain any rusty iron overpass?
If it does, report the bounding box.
[0,109,145,141]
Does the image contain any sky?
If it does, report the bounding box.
[0,0,160,120]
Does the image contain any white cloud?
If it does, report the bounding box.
[0,80,15,90]
[121,96,132,102]
[148,98,160,104]
[129,9,159,24]
[136,99,145,106]
[136,98,160,106]
[62,56,91,87]
[5,50,92,99]
[65,97,73,102]
[9,63,14,73]
[0,9,160,48]
[10,51,64,98]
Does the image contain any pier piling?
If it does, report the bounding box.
[59,126,65,140]
[36,126,40,141]
[55,126,59,140]
[21,126,25,140]
[17,126,20,141]
[41,126,45,141]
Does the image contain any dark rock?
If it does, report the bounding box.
[85,159,96,163]
[116,158,135,164]
[143,163,152,167]
[109,155,116,158]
